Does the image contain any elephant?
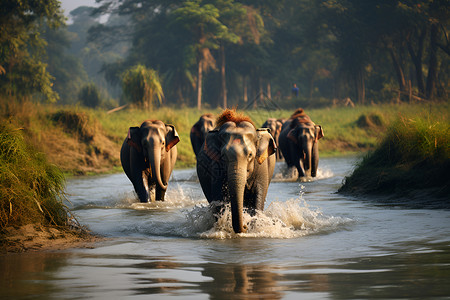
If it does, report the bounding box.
[196,109,277,233]
[190,113,216,156]
[278,108,324,179]
[261,118,286,160]
[120,120,180,202]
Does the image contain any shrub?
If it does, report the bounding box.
[50,110,98,142]
[122,65,164,110]
[356,113,384,129]
[78,83,102,108]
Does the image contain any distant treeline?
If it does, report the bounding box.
[1,0,449,108]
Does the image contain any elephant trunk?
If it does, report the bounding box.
[148,145,168,193]
[304,137,313,177]
[227,162,248,233]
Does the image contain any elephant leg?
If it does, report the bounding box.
[134,173,150,203]
[147,181,156,202]
[311,142,319,177]
[296,159,306,178]
[156,186,166,201]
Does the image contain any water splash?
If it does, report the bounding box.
[180,196,352,239]
[120,185,207,210]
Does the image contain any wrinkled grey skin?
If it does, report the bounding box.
[120,120,180,202]
[196,121,276,233]
[261,118,285,160]
[190,114,216,156]
[278,117,323,178]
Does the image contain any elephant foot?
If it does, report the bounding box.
[298,176,313,183]
[156,188,166,201]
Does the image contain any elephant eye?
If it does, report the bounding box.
[248,152,253,161]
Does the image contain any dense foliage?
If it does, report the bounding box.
[0,122,68,229]
[87,0,449,108]
[1,0,448,108]
[0,0,65,102]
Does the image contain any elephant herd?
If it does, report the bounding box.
[120,108,324,233]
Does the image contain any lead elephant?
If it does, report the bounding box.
[120,120,180,202]
[261,118,285,160]
[278,108,323,179]
[190,113,216,156]
[196,109,276,233]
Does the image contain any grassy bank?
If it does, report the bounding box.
[0,114,94,252]
[0,122,68,229]
[2,99,448,174]
[339,114,450,202]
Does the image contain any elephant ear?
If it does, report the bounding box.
[315,125,324,141]
[127,127,142,152]
[256,128,277,164]
[190,122,202,137]
[287,128,298,144]
[201,129,221,162]
[165,124,180,151]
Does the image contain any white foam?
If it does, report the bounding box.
[181,197,352,239]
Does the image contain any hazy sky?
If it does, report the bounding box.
[60,0,98,16]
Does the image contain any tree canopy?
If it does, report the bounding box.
[1,0,448,107]
[0,0,65,102]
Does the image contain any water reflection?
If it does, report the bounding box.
[199,263,283,299]
[280,240,450,299]
[0,252,70,299]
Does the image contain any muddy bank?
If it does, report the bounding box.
[0,224,102,254]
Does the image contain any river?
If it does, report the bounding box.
[1,156,449,299]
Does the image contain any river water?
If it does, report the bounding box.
[1,156,449,299]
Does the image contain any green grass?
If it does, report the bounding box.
[0,122,69,229]
[339,112,450,198]
[93,102,449,168]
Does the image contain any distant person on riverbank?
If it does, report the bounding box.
[291,84,299,97]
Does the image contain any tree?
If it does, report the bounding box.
[122,65,164,109]
[0,0,65,102]
[171,0,230,110]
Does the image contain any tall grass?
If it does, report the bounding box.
[0,122,68,229]
[339,113,450,197]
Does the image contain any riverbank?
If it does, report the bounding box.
[339,115,450,205]
[0,118,100,254]
[0,224,101,254]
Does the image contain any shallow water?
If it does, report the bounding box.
[1,156,450,299]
